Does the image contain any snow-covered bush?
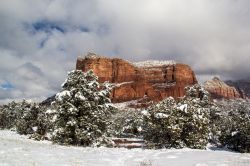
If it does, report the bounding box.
[0,99,54,140]
[25,105,54,140]
[211,100,250,153]
[143,84,211,149]
[0,100,44,136]
[0,101,24,129]
[108,108,143,138]
[143,97,183,148]
[0,104,10,129]
[15,101,40,135]
[51,70,114,146]
[179,85,211,149]
[0,102,18,129]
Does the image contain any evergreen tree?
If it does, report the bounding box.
[179,85,211,149]
[143,84,211,149]
[212,100,250,153]
[143,97,184,148]
[16,100,40,135]
[0,101,21,129]
[30,105,55,140]
[109,108,144,138]
[51,70,114,146]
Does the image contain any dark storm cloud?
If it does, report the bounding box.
[0,0,250,103]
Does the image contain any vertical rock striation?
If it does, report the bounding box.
[76,53,197,106]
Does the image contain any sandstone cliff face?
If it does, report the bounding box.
[76,53,197,105]
[204,77,241,99]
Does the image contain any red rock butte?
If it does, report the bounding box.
[204,77,243,99]
[76,53,197,106]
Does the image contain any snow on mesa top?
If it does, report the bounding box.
[133,60,176,68]
[78,53,176,67]
[78,52,103,60]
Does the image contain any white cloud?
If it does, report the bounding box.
[0,0,250,103]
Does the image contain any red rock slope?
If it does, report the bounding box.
[76,53,197,105]
[204,77,242,99]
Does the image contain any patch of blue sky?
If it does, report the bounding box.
[1,82,14,90]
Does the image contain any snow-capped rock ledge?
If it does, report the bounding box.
[133,60,176,68]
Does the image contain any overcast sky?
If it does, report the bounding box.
[0,0,250,103]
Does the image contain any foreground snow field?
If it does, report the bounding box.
[0,130,249,166]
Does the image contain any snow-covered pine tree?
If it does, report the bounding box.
[16,100,40,135]
[142,84,211,149]
[179,84,211,149]
[0,105,6,129]
[108,108,144,138]
[51,70,114,146]
[29,105,54,141]
[0,101,21,129]
[143,97,184,148]
[212,100,250,153]
[0,99,54,139]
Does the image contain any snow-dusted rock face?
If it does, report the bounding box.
[204,77,243,99]
[76,53,197,107]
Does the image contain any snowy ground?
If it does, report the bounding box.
[0,130,250,166]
